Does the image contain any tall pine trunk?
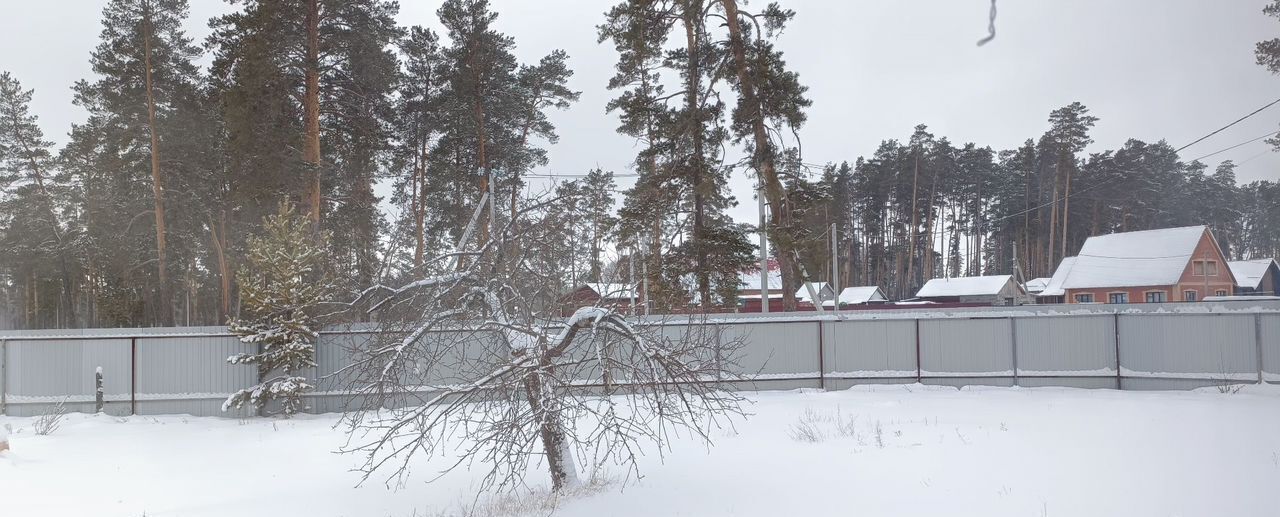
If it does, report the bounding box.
[680,3,712,308]
[721,0,798,310]
[142,0,171,325]
[302,0,322,228]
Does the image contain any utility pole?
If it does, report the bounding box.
[831,223,839,314]
[759,185,769,314]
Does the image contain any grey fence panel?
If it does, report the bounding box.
[918,318,1014,383]
[822,319,917,379]
[1118,314,1257,385]
[5,338,132,417]
[717,321,820,382]
[1014,315,1116,379]
[1260,314,1280,383]
[1016,377,1117,389]
[134,335,256,417]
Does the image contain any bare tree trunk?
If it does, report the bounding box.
[522,359,577,492]
[302,0,322,228]
[721,0,798,310]
[141,0,171,326]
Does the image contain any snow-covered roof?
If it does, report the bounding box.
[822,286,888,306]
[581,283,637,300]
[1024,278,1051,294]
[1053,225,1208,290]
[795,282,831,302]
[916,275,1015,298]
[1038,257,1076,297]
[1228,259,1277,290]
[738,268,783,292]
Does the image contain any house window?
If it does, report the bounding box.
[1145,291,1167,303]
[1193,260,1219,276]
[1215,290,1229,297]
[1183,290,1197,302]
[1074,293,1094,303]
[1108,292,1129,304]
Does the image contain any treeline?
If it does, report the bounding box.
[2,0,1279,329]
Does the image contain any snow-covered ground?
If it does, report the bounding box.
[2,384,1279,517]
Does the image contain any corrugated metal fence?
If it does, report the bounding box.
[2,303,1278,417]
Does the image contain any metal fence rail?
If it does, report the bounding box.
[2,303,1277,417]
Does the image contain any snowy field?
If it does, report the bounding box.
[2,384,1279,517]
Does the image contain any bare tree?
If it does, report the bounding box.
[335,196,747,493]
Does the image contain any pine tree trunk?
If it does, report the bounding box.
[720,0,798,311]
[1047,163,1059,273]
[906,154,919,291]
[142,1,171,326]
[680,4,712,308]
[302,0,322,228]
[1060,163,1072,261]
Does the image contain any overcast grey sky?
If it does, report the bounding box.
[3,0,1279,224]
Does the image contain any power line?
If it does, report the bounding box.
[1175,97,1280,153]
[1187,129,1280,163]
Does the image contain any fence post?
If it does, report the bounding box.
[1,339,6,416]
[914,319,922,383]
[1113,313,1123,390]
[1009,317,1019,387]
[1256,313,1265,385]
[816,320,826,391]
[130,337,137,416]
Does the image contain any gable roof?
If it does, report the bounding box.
[916,275,1016,298]
[1038,256,1077,297]
[795,282,833,302]
[823,286,888,306]
[1058,225,1209,289]
[1228,259,1278,289]
[1024,277,1051,294]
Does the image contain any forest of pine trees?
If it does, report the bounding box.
[3,0,1280,329]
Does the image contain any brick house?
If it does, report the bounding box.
[1039,225,1236,304]
[561,282,640,315]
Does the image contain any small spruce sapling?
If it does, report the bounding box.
[223,201,333,416]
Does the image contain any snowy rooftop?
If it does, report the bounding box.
[1038,256,1077,297]
[738,268,783,292]
[582,283,637,300]
[1024,277,1051,293]
[823,286,888,306]
[1228,259,1276,289]
[795,282,831,302]
[1050,225,1208,290]
[915,275,1014,298]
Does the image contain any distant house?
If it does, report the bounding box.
[736,260,785,312]
[562,282,640,314]
[1039,225,1235,304]
[822,286,889,308]
[915,275,1027,305]
[796,282,835,305]
[1024,277,1051,296]
[1228,258,1280,296]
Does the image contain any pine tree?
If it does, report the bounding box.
[0,72,81,328]
[223,202,332,416]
